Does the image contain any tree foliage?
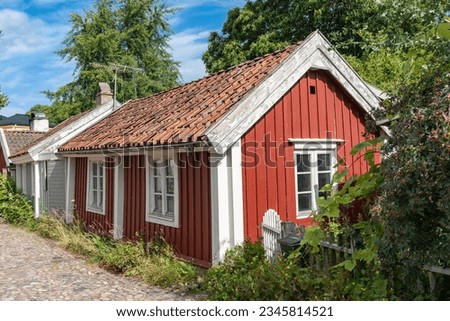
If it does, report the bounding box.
[39,0,179,123]
[203,0,449,93]
[203,0,379,73]
[0,85,8,109]
[378,51,450,299]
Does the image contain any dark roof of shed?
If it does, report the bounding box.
[0,114,30,126]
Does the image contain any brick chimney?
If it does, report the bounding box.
[96,82,113,107]
[30,113,49,132]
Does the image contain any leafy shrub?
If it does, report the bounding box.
[203,241,284,300]
[0,175,35,227]
[378,60,450,299]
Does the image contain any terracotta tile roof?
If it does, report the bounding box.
[3,131,46,154]
[59,44,298,152]
[10,111,88,158]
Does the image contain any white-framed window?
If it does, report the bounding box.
[86,159,105,214]
[290,139,342,218]
[146,156,179,228]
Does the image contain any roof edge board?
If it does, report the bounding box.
[22,100,121,160]
[205,31,381,153]
[0,129,11,165]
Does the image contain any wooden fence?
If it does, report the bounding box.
[261,209,448,295]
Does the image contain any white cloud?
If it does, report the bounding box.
[169,29,211,82]
[0,9,67,60]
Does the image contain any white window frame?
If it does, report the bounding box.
[290,139,342,218]
[146,153,179,228]
[86,158,106,215]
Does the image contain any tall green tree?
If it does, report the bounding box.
[203,0,449,93]
[40,0,179,122]
[202,0,380,73]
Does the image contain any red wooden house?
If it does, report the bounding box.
[58,31,386,268]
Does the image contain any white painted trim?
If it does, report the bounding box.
[33,161,41,218]
[293,147,337,218]
[15,164,22,189]
[289,138,344,150]
[113,156,124,239]
[86,158,106,215]
[145,154,179,228]
[210,152,231,265]
[21,164,26,194]
[59,145,212,158]
[210,143,245,265]
[205,31,381,153]
[65,158,76,223]
[9,99,121,163]
[0,129,11,166]
[230,140,244,246]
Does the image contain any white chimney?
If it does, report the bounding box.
[30,113,49,132]
[96,82,113,107]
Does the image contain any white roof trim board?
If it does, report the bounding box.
[10,99,121,164]
[205,30,383,154]
[0,129,11,166]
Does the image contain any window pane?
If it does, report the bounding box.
[99,176,103,192]
[92,192,97,206]
[92,163,97,175]
[318,154,331,171]
[166,177,174,194]
[167,195,174,213]
[99,191,103,206]
[154,161,163,176]
[93,176,97,189]
[297,173,311,192]
[154,177,162,193]
[154,195,162,212]
[296,154,311,172]
[298,194,312,211]
[166,161,173,176]
[318,173,331,190]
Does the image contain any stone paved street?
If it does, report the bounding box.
[0,220,196,301]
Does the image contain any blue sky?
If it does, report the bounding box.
[0,0,245,117]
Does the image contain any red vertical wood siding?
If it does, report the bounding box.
[242,70,376,241]
[73,157,114,235]
[122,152,212,268]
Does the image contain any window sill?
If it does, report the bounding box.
[146,213,179,228]
[86,206,105,215]
[296,211,314,219]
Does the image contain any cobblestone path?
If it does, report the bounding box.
[0,221,195,300]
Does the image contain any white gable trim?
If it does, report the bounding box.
[10,100,121,164]
[0,129,11,166]
[205,30,381,153]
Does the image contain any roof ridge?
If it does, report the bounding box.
[131,42,301,104]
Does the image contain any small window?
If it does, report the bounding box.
[147,157,179,228]
[309,85,316,94]
[87,159,105,214]
[295,150,336,217]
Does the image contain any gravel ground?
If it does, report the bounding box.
[0,220,197,301]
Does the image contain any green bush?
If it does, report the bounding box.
[0,175,35,227]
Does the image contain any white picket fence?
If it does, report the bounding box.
[261,209,282,262]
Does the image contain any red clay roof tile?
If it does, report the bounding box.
[59,44,298,152]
